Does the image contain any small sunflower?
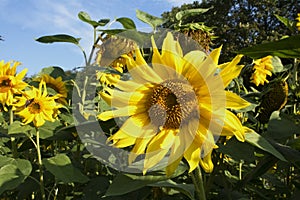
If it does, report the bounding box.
[296,13,300,31]
[37,74,68,104]
[98,32,250,176]
[0,60,27,109]
[14,81,61,127]
[251,56,273,86]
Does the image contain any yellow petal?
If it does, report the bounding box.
[209,46,222,65]
[199,150,214,173]
[184,141,201,173]
[220,54,244,87]
[221,110,245,142]
[226,91,250,109]
[98,105,146,121]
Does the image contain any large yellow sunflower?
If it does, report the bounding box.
[251,56,273,86]
[0,60,27,109]
[98,32,250,176]
[37,74,68,105]
[14,81,61,127]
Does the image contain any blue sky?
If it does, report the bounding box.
[0,0,197,76]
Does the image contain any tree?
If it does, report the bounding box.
[162,0,299,62]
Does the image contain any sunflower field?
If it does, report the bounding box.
[1,3,300,200]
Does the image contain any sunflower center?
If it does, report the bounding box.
[0,77,13,92]
[28,100,42,114]
[148,79,198,129]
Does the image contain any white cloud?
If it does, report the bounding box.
[165,0,199,6]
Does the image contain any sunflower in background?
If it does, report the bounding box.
[296,13,300,31]
[98,32,251,176]
[251,56,274,86]
[13,81,61,127]
[0,60,27,110]
[36,74,68,105]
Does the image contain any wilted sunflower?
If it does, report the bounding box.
[98,32,250,176]
[37,74,68,104]
[0,60,27,109]
[14,81,61,127]
[251,56,273,86]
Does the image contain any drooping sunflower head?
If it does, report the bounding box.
[98,32,250,176]
[251,56,274,86]
[0,60,27,108]
[14,80,61,127]
[36,74,68,105]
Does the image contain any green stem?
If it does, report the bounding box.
[9,108,18,158]
[190,165,206,200]
[36,128,46,200]
[87,33,102,66]
[76,44,88,66]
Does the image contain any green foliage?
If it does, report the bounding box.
[0,156,32,195]
[238,35,300,59]
[136,9,165,30]
[42,154,89,183]
[35,34,80,45]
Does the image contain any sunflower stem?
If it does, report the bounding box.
[9,108,18,158]
[36,128,46,200]
[190,165,206,200]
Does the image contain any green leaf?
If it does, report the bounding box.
[78,11,107,27]
[98,18,110,26]
[271,56,285,73]
[175,8,211,21]
[149,180,195,200]
[39,66,66,79]
[36,34,80,45]
[106,164,187,196]
[8,121,33,135]
[38,120,63,139]
[245,130,287,161]
[266,111,300,140]
[218,137,255,162]
[136,9,164,30]
[0,156,32,195]
[43,154,89,183]
[116,17,136,29]
[274,14,295,32]
[238,35,300,59]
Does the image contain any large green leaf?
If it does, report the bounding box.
[36,34,80,45]
[116,17,136,29]
[266,111,300,141]
[218,137,255,162]
[175,8,211,21]
[238,35,300,59]
[8,121,33,135]
[149,180,195,200]
[43,154,89,183]
[78,11,100,27]
[78,11,110,27]
[39,66,66,79]
[0,156,32,195]
[105,164,187,196]
[136,9,164,30]
[245,130,286,161]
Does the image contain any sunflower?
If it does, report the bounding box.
[14,81,61,127]
[98,32,250,176]
[251,56,273,86]
[0,60,27,109]
[37,74,68,104]
[296,13,300,31]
